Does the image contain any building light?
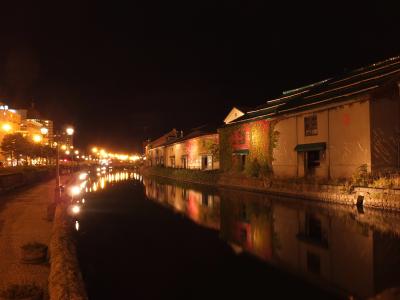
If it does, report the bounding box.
[2,123,11,132]
[40,127,48,135]
[33,135,42,143]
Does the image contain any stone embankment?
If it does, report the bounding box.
[0,167,56,194]
[48,204,87,300]
[142,167,400,212]
[48,174,87,300]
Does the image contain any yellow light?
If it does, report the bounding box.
[65,150,70,155]
[100,149,106,156]
[2,123,12,132]
[40,127,48,135]
[66,127,74,135]
[92,147,98,153]
[61,145,67,150]
[79,173,87,180]
[71,205,80,214]
[70,186,81,196]
[74,150,79,155]
[33,135,42,143]
[70,146,74,149]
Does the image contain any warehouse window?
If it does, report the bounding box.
[304,115,318,136]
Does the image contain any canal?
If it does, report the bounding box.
[75,170,400,299]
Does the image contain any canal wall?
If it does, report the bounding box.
[142,167,400,211]
[48,203,87,300]
[48,174,88,300]
[0,167,56,194]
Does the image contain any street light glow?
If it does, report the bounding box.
[65,150,70,155]
[71,205,80,214]
[71,186,81,196]
[92,147,98,153]
[75,150,79,155]
[33,135,42,143]
[2,123,11,132]
[66,127,74,135]
[40,127,48,135]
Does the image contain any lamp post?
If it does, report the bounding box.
[54,126,74,202]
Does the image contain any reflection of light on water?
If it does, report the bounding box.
[82,198,85,204]
[80,171,134,196]
[75,220,80,231]
[80,180,87,189]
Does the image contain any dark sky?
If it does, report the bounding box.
[0,2,399,152]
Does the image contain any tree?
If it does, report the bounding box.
[1,133,31,164]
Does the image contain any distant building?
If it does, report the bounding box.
[145,125,220,170]
[164,125,219,170]
[220,56,400,179]
[145,129,178,166]
[0,104,22,161]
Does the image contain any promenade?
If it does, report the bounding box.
[0,175,70,297]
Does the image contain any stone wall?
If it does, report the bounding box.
[48,203,87,300]
[143,167,400,212]
[0,168,55,193]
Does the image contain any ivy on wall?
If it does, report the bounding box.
[219,119,280,177]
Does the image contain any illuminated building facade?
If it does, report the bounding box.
[221,56,400,179]
[20,119,46,145]
[164,128,219,170]
[146,126,219,170]
[0,104,22,160]
[145,129,178,167]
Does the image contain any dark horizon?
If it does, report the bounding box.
[1,2,400,152]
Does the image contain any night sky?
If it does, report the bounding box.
[0,2,399,152]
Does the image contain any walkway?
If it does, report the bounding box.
[0,176,70,295]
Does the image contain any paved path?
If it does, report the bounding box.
[0,176,70,294]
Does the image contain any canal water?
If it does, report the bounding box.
[75,170,400,299]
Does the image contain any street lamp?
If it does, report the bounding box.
[55,126,74,202]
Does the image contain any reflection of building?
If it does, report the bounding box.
[141,174,400,298]
[220,191,273,261]
[220,56,400,178]
[272,203,400,298]
[143,177,220,229]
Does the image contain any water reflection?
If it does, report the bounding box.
[143,177,220,230]
[139,176,400,299]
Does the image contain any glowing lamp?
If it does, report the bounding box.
[2,123,11,132]
[71,205,80,214]
[71,186,81,196]
[66,127,74,135]
[40,127,48,135]
[33,135,42,143]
